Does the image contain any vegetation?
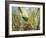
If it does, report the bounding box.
[12,7,40,31]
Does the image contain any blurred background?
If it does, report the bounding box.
[12,7,40,31]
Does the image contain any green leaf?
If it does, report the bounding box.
[22,16,28,21]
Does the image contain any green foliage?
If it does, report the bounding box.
[12,7,40,31]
